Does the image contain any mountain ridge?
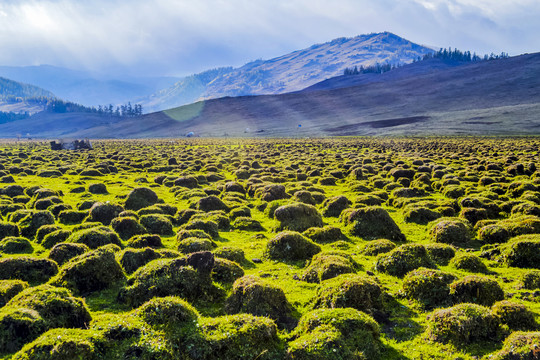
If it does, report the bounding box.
[1,52,538,138]
[139,32,434,112]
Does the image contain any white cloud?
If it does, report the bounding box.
[0,0,538,76]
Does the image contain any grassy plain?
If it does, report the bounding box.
[0,137,539,359]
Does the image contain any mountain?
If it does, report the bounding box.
[139,32,434,112]
[0,65,180,107]
[2,51,539,138]
[0,77,56,114]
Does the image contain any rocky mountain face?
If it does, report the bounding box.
[140,32,434,112]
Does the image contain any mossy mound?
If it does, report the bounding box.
[301,253,356,283]
[35,225,62,242]
[491,300,538,331]
[119,247,163,274]
[265,231,321,262]
[500,234,540,268]
[520,270,540,289]
[0,221,19,240]
[490,331,540,360]
[478,224,511,244]
[274,202,323,232]
[181,220,219,238]
[134,296,199,328]
[88,202,124,225]
[224,275,294,329]
[197,314,284,360]
[213,246,246,264]
[426,303,501,346]
[0,279,28,307]
[287,308,381,360]
[196,195,229,212]
[18,210,55,238]
[343,206,405,241]
[6,284,92,329]
[67,226,122,249]
[211,258,245,283]
[403,205,442,225]
[375,243,433,277]
[111,216,146,240]
[42,229,72,249]
[0,236,33,254]
[450,253,489,273]
[428,218,472,245]
[322,195,351,217]
[139,214,174,236]
[402,267,457,309]
[10,328,105,360]
[0,308,46,353]
[311,274,383,315]
[119,255,218,308]
[0,257,58,283]
[450,275,505,306]
[47,242,89,265]
[231,217,265,231]
[363,239,397,256]
[425,243,456,265]
[178,237,216,254]
[127,234,163,248]
[50,245,126,295]
[302,226,344,244]
[124,187,159,211]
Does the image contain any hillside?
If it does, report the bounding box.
[0,76,56,114]
[1,52,539,138]
[0,65,180,107]
[140,32,434,112]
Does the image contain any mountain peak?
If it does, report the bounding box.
[140,32,433,112]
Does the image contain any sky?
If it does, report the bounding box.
[0,0,539,77]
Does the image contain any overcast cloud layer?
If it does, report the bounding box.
[0,0,539,77]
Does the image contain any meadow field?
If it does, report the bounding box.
[0,137,539,359]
